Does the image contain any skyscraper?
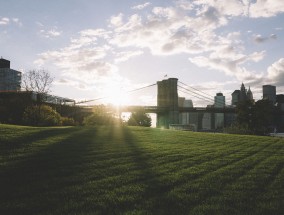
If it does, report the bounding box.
[214,92,225,108]
[247,86,253,101]
[231,90,240,105]
[0,58,21,91]
[240,83,247,102]
[263,85,276,104]
[231,83,254,105]
[214,93,225,129]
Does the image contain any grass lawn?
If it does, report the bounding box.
[0,124,283,214]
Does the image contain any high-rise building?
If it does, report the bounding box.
[263,85,276,104]
[247,86,253,101]
[240,83,247,102]
[178,97,193,125]
[214,92,225,108]
[0,58,21,91]
[231,90,240,105]
[231,83,254,105]
[214,93,225,129]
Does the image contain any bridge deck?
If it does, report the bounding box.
[119,106,236,113]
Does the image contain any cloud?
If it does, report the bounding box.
[267,58,284,86]
[12,18,22,27]
[175,0,194,10]
[194,0,284,18]
[39,28,62,38]
[0,17,9,25]
[131,2,151,10]
[114,50,144,63]
[35,46,113,80]
[35,28,118,83]
[34,0,284,104]
[109,13,124,27]
[253,34,277,43]
[187,30,265,79]
[0,17,22,26]
[109,4,230,56]
[189,50,266,80]
[193,0,249,17]
[249,0,284,18]
[54,78,90,90]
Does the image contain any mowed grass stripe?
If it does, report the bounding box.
[188,143,284,214]
[0,124,283,214]
[156,140,277,198]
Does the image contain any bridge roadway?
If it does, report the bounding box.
[81,105,236,113]
[120,106,236,113]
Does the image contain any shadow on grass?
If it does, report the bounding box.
[106,125,189,214]
[0,127,77,154]
[0,127,98,215]
[2,125,280,214]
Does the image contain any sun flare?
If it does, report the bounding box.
[103,84,131,106]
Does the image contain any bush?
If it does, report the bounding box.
[23,105,62,126]
[128,109,151,127]
[61,117,75,126]
[83,113,114,126]
[223,123,252,135]
[82,105,119,126]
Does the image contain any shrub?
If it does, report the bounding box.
[128,109,151,127]
[83,113,114,126]
[61,117,75,126]
[23,105,62,126]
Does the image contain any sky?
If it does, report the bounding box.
[1,0,284,107]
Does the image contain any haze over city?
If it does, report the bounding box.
[1,0,284,106]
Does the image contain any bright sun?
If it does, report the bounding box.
[103,84,131,106]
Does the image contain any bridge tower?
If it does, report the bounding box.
[157,78,179,128]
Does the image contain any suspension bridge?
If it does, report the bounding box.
[77,78,236,129]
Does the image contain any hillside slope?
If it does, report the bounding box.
[0,124,283,214]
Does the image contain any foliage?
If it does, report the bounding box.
[223,123,252,135]
[236,99,275,135]
[83,105,116,126]
[22,105,62,126]
[0,92,33,124]
[61,117,76,126]
[0,124,283,214]
[128,109,151,127]
[251,100,275,134]
[236,100,254,126]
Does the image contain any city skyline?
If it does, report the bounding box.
[1,0,284,106]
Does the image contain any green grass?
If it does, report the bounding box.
[0,124,283,215]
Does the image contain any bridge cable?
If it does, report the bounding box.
[178,85,226,107]
[179,81,216,100]
[76,83,157,104]
[178,89,212,102]
[178,85,214,103]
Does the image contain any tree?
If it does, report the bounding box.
[22,105,62,126]
[251,100,275,135]
[22,69,54,93]
[235,99,275,135]
[128,109,151,127]
[21,69,54,125]
[83,105,117,126]
[236,100,254,128]
[22,69,54,102]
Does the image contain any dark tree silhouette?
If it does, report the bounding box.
[21,69,54,125]
[128,109,151,127]
[22,69,54,95]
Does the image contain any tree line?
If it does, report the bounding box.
[0,69,152,127]
[225,99,280,135]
